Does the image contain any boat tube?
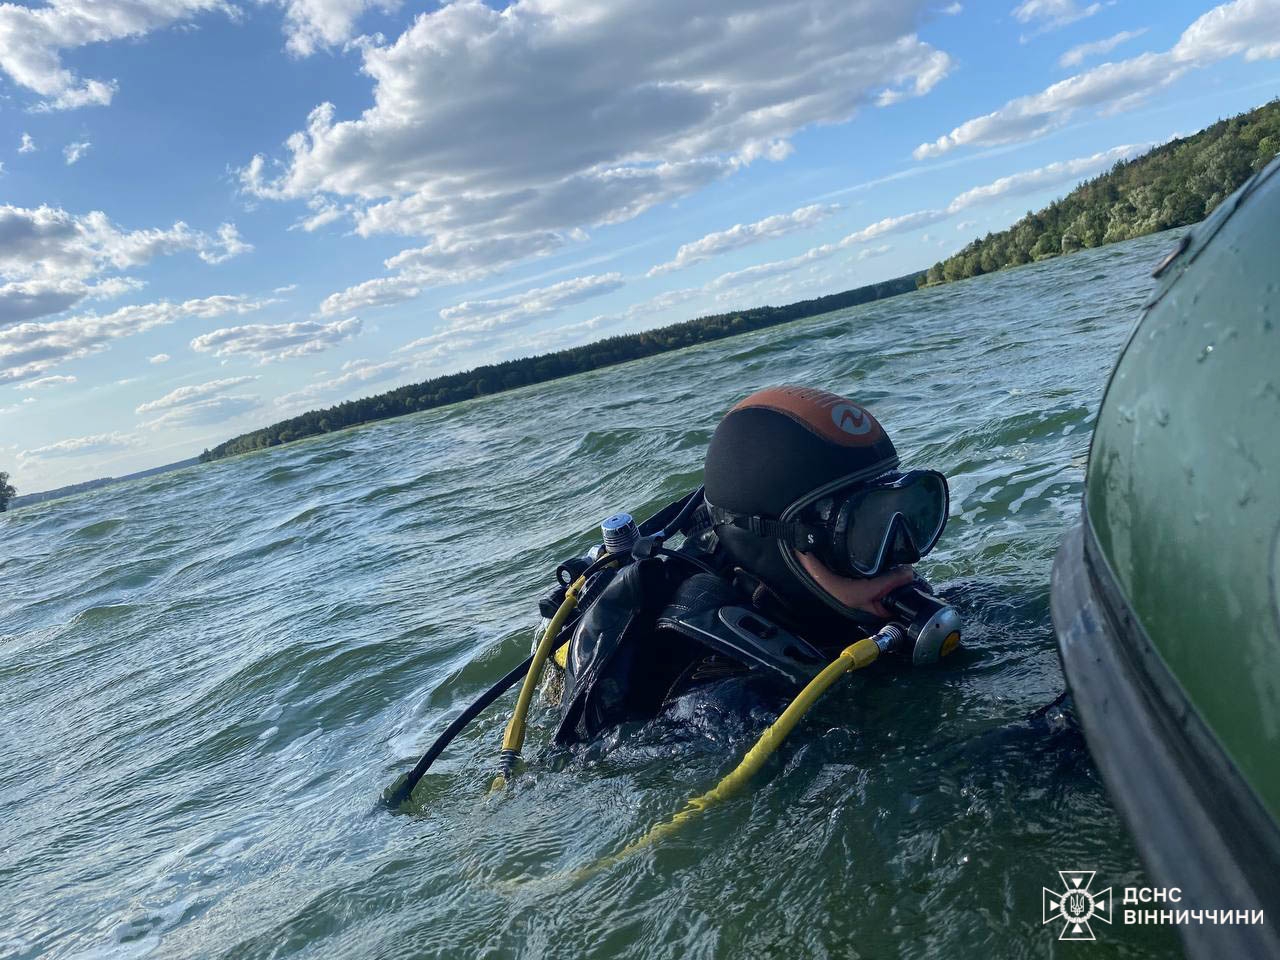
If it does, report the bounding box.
[1052,155,1280,957]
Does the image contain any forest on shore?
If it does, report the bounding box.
[200,272,921,461]
[921,98,1280,286]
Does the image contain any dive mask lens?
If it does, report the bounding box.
[841,470,949,576]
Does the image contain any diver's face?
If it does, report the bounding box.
[796,551,914,619]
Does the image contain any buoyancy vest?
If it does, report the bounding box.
[553,555,833,745]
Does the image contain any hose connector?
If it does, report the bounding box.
[490,748,520,793]
[873,622,908,656]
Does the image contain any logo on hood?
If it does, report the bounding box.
[831,402,873,436]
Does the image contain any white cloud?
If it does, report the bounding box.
[292,201,347,233]
[601,286,704,325]
[19,432,137,461]
[390,272,627,363]
[148,352,171,364]
[190,316,361,362]
[0,0,227,110]
[63,141,90,165]
[144,394,261,427]
[318,275,420,317]
[273,284,299,294]
[844,209,951,242]
[916,0,1280,159]
[695,214,927,292]
[19,373,76,389]
[942,2,963,13]
[274,356,411,409]
[19,133,36,153]
[857,244,893,260]
[548,285,707,351]
[198,223,254,264]
[514,316,609,354]
[136,375,262,427]
[647,204,839,276]
[0,294,274,385]
[699,142,1147,290]
[707,243,844,290]
[135,376,258,415]
[1012,0,1100,33]
[1059,28,1149,68]
[274,0,399,57]
[319,230,581,316]
[1171,0,1280,62]
[875,46,953,107]
[242,0,952,271]
[434,273,625,335]
[945,143,1146,210]
[0,205,253,325]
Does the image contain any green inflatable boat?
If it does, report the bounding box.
[1052,154,1280,957]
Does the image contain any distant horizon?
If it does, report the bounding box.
[12,455,202,503]
[18,269,929,494]
[5,0,1280,491]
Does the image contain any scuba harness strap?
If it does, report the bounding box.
[654,573,827,689]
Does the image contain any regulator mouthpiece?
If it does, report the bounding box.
[881,584,962,665]
[600,512,640,555]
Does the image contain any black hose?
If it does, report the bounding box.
[584,550,626,577]
[655,546,719,578]
[660,485,705,539]
[382,655,533,809]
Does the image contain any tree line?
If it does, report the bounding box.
[920,98,1280,287]
[200,273,923,461]
[0,471,15,512]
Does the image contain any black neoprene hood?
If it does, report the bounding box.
[704,385,900,622]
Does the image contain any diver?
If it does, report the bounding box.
[550,384,953,745]
[386,386,1064,839]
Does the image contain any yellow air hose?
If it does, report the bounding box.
[489,574,586,792]
[491,553,623,792]
[574,634,883,880]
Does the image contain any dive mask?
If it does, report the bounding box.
[708,469,950,578]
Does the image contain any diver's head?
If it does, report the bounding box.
[703,385,949,628]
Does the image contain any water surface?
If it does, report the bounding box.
[1,233,1187,959]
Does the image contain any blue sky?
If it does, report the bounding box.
[3,0,1279,493]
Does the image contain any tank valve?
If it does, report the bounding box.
[600,512,640,555]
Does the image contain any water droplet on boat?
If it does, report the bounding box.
[1154,408,1170,427]
[1197,343,1214,362]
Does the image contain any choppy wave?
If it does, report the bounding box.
[0,233,1187,959]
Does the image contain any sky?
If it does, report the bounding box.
[2,0,1279,493]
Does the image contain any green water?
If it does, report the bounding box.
[2,233,1186,959]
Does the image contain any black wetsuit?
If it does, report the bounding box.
[553,547,875,745]
[549,544,1074,747]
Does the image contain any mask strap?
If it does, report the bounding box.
[706,502,823,552]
